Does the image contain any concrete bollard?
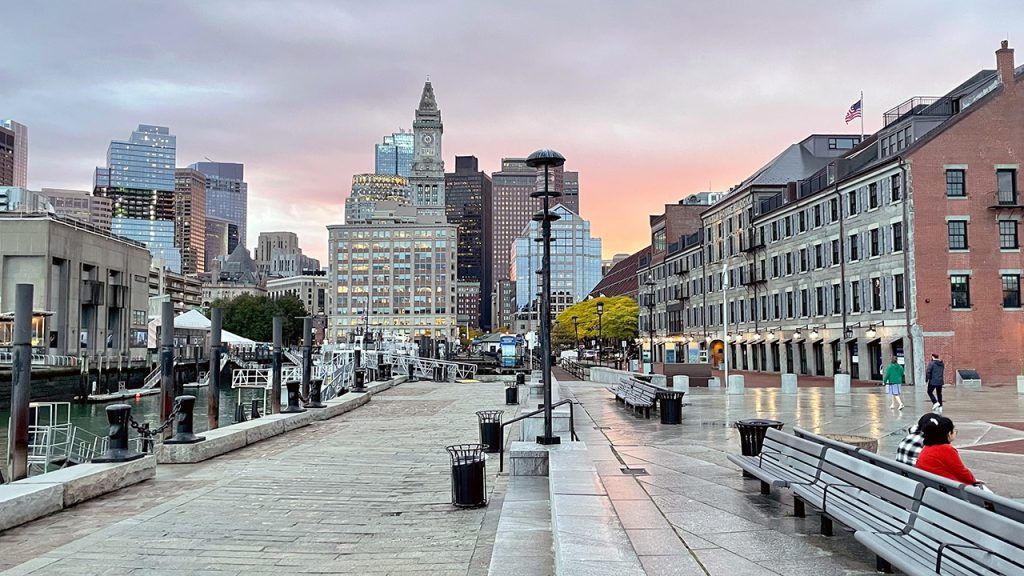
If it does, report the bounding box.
[708,377,721,389]
[833,373,851,394]
[165,395,206,444]
[93,404,144,462]
[673,375,690,393]
[727,374,745,395]
[250,399,261,419]
[782,373,798,394]
[1017,375,1024,395]
[281,380,306,413]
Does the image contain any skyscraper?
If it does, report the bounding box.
[345,173,413,224]
[255,231,319,278]
[189,161,248,250]
[174,168,207,274]
[445,155,493,329]
[94,124,181,272]
[409,81,446,221]
[563,171,580,213]
[0,125,15,187]
[0,120,28,187]
[374,131,415,177]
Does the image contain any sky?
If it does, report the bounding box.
[4,1,1023,264]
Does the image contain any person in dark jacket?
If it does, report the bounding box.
[925,353,945,411]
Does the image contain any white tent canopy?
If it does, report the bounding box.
[147,309,257,347]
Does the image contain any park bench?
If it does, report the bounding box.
[855,488,1024,575]
[624,385,655,418]
[792,426,861,457]
[726,427,827,495]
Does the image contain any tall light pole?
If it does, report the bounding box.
[722,263,729,388]
[572,315,580,360]
[644,275,656,374]
[596,301,604,366]
[527,148,565,446]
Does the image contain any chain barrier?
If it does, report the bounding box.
[127,398,182,452]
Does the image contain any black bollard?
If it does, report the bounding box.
[352,369,366,392]
[93,404,145,462]
[306,378,326,408]
[164,395,205,444]
[281,380,306,413]
[234,402,247,423]
[159,302,175,441]
[250,398,261,419]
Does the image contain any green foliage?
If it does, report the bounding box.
[553,296,638,348]
[211,293,308,344]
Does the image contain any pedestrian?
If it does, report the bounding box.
[883,356,905,410]
[896,412,939,465]
[925,353,945,411]
[915,416,987,489]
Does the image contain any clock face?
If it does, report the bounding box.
[422,133,434,145]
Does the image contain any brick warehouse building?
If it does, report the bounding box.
[638,41,1024,386]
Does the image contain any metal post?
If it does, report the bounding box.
[272,316,282,414]
[301,316,312,402]
[159,301,175,440]
[8,284,33,481]
[209,308,222,430]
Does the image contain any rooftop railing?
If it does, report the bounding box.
[882,96,955,127]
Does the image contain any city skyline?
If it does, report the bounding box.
[4,2,1023,263]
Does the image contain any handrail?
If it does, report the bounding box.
[498,398,579,473]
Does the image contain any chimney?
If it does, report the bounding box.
[996,40,1015,84]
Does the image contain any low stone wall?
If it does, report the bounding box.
[588,367,668,388]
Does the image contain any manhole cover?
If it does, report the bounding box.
[620,467,648,476]
[594,426,611,430]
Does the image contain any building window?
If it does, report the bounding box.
[869,229,880,257]
[869,183,879,209]
[800,289,808,317]
[1003,274,1021,308]
[947,220,968,250]
[798,211,806,233]
[815,286,825,316]
[831,239,840,265]
[799,248,808,273]
[771,256,779,278]
[830,198,839,222]
[786,292,794,319]
[848,192,857,216]
[946,169,966,197]
[832,282,841,314]
[814,244,823,268]
[950,275,971,309]
[851,280,861,313]
[784,216,792,237]
[1000,220,1020,249]
[891,174,902,201]
[871,278,882,311]
[813,205,822,228]
[894,274,905,310]
[892,223,903,252]
[997,169,1018,205]
[773,294,780,319]
[849,234,860,260]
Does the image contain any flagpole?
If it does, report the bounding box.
[860,90,864,141]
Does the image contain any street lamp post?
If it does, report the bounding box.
[644,275,656,374]
[596,301,604,367]
[527,148,565,446]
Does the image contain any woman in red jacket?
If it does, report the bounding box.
[915,416,985,487]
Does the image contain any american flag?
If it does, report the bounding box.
[845,99,862,124]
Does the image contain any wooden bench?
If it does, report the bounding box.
[855,488,1024,575]
[624,386,655,418]
[726,427,826,495]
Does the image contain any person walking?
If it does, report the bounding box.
[925,353,945,411]
[883,356,905,410]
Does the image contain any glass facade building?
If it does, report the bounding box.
[190,161,248,251]
[511,204,602,316]
[94,124,179,271]
[375,131,415,178]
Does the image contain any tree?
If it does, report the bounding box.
[211,293,308,344]
[553,296,638,349]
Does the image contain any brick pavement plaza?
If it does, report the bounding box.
[3,375,1024,576]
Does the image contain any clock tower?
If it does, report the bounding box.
[410,80,446,221]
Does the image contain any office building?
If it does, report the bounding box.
[445,155,493,329]
[267,271,330,316]
[563,170,580,213]
[375,131,415,178]
[190,161,248,249]
[0,120,28,187]
[201,244,265,304]
[94,124,180,272]
[149,266,203,315]
[173,168,207,275]
[0,124,15,186]
[0,212,151,359]
[491,279,516,331]
[408,81,446,221]
[511,205,602,331]
[639,41,1024,386]
[344,174,413,224]
[204,216,234,268]
[255,231,319,278]
[40,188,112,230]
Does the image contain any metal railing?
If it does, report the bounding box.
[560,358,589,380]
[498,399,579,472]
[0,352,80,368]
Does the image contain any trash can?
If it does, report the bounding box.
[505,381,518,405]
[659,391,685,425]
[735,419,785,457]
[446,444,488,508]
[477,410,504,453]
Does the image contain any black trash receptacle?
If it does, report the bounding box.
[659,392,685,425]
[446,444,488,508]
[477,410,504,453]
[735,419,785,456]
[505,381,518,405]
